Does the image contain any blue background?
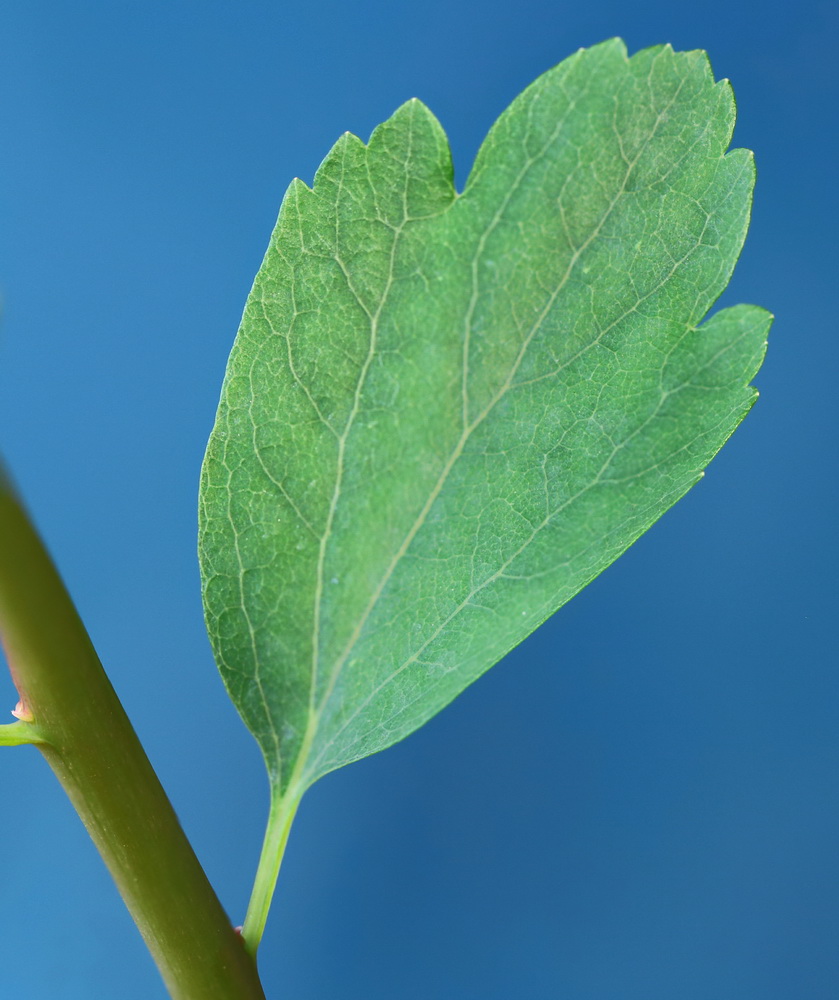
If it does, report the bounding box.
[0,2,835,998]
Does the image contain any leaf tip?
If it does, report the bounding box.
[309,129,367,191]
[576,37,629,70]
[289,175,313,195]
[593,36,628,58]
[380,96,446,137]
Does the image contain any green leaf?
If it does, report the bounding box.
[199,36,768,894]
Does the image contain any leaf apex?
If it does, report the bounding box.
[382,96,444,132]
[745,305,775,338]
[589,36,628,57]
[309,129,367,190]
[288,175,313,195]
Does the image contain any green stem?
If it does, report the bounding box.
[0,470,266,1000]
[241,784,300,956]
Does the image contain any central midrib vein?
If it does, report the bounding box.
[311,80,684,726]
[272,65,686,791]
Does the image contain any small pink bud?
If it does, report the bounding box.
[11,700,33,722]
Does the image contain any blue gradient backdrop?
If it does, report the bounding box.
[0,2,835,998]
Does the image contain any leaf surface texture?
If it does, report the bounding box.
[199,39,769,798]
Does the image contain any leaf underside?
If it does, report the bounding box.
[199,39,769,802]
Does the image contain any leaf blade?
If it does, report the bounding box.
[199,39,769,798]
